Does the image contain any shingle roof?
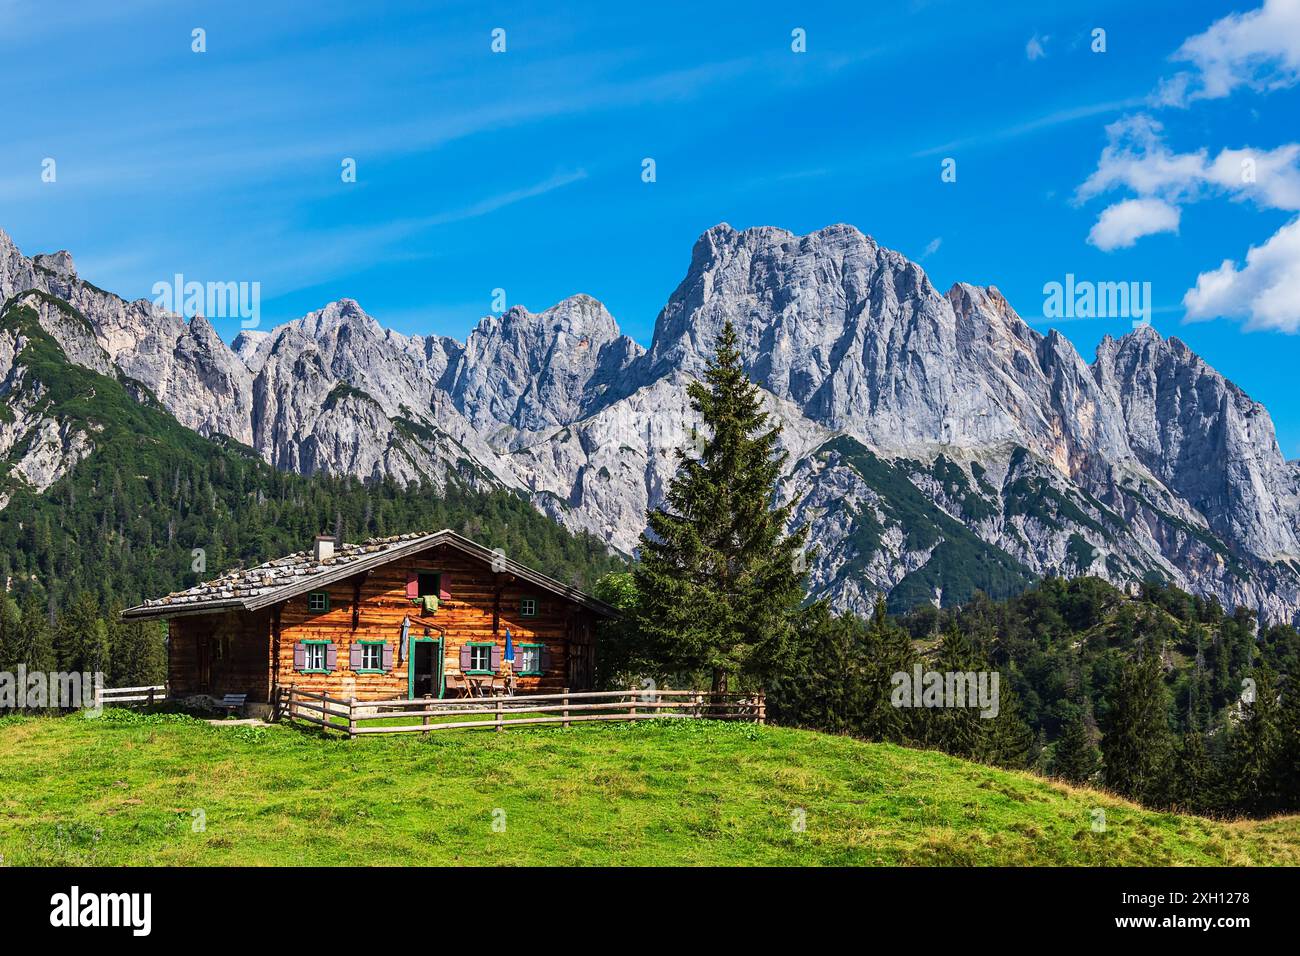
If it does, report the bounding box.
[121,529,617,620]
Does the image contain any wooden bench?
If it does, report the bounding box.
[216,693,247,717]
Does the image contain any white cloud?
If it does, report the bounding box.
[1155,0,1300,106]
[921,237,942,258]
[1184,217,1300,331]
[1079,114,1300,209]
[1076,114,1300,248]
[1087,198,1181,250]
[1026,34,1049,61]
[1077,115,1206,203]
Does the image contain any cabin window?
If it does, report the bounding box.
[518,643,544,675]
[467,642,493,674]
[417,572,440,598]
[301,641,329,672]
[360,642,384,672]
[520,597,538,617]
[307,591,329,613]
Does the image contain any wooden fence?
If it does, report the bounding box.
[276,686,765,738]
[95,684,166,708]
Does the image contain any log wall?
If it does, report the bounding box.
[167,609,273,701]
[270,543,599,701]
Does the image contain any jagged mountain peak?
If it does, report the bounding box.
[231,328,272,370]
[33,250,76,278]
[446,293,644,442]
[296,298,383,338]
[487,293,624,342]
[1099,323,1256,409]
[948,283,1018,323]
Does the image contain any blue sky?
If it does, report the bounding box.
[3,0,1300,454]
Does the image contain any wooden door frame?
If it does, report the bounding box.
[407,635,445,700]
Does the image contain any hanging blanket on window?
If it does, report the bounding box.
[420,594,439,616]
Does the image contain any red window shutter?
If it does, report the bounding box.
[439,574,452,601]
[405,572,418,600]
[382,643,395,671]
[540,647,552,672]
[349,644,363,669]
[489,645,502,672]
[459,645,472,671]
[325,643,338,672]
[293,643,306,670]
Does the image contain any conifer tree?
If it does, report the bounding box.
[15,594,55,675]
[863,594,914,742]
[0,595,18,671]
[767,601,869,733]
[1275,676,1300,812]
[108,607,167,688]
[5,595,56,712]
[1052,709,1101,784]
[633,320,808,693]
[928,621,985,758]
[1101,647,1174,803]
[1228,667,1282,814]
[1171,729,1216,814]
[984,678,1036,769]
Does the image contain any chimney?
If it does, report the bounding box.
[314,535,336,562]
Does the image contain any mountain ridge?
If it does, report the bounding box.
[3,222,1298,621]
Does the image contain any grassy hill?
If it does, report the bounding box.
[1,713,1297,866]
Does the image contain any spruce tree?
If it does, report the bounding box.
[1052,709,1101,784]
[1275,675,1300,813]
[9,595,56,712]
[54,591,110,677]
[108,611,167,687]
[1171,729,1216,815]
[984,678,1036,769]
[0,595,18,671]
[1101,647,1174,804]
[633,321,808,693]
[16,594,56,674]
[1228,667,1282,814]
[926,622,985,758]
[768,601,869,733]
[863,593,914,742]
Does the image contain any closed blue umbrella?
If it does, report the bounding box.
[503,627,516,696]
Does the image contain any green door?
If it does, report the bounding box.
[408,637,444,699]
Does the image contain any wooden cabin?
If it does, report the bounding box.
[122,530,616,710]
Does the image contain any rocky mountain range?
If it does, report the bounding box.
[3,222,1299,621]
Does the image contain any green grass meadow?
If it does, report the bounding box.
[1,711,1297,866]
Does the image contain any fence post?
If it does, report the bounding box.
[495,696,503,732]
[288,684,296,722]
[147,686,155,707]
[348,697,357,740]
[758,691,766,725]
[562,687,570,729]
[629,686,637,718]
[422,694,431,730]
